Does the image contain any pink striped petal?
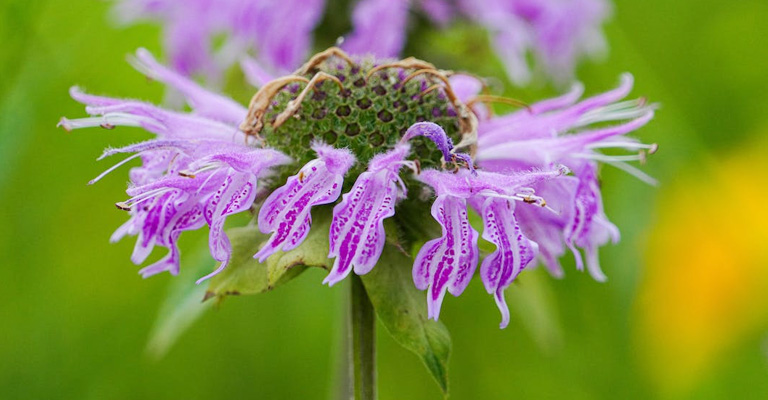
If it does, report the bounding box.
[413,195,479,321]
[255,144,355,262]
[324,146,408,286]
[480,197,538,328]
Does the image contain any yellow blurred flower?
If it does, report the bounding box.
[634,137,768,396]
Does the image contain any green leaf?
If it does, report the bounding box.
[360,245,452,395]
[206,209,334,301]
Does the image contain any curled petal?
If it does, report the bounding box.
[480,198,538,328]
[112,145,287,280]
[402,122,454,162]
[255,144,355,262]
[325,146,407,286]
[129,191,177,265]
[514,176,579,278]
[564,165,618,281]
[413,195,479,321]
[139,200,206,278]
[197,170,258,283]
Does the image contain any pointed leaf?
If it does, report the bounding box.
[206,209,333,301]
[360,244,452,395]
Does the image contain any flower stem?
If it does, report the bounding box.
[349,274,376,400]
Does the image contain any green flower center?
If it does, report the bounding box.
[258,57,463,176]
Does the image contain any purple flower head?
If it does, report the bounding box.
[113,0,326,81]
[63,48,655,328]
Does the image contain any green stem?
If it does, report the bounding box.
[349,275,376,400]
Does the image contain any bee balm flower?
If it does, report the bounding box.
[62,47,654,328]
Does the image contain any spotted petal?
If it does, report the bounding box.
[138,197,206,277]
[325,145,409,286]
[564,164,619,282]
[480,197,538,328]
[413,195,479,321]
[255,144,355,262]
[197,170,258,283]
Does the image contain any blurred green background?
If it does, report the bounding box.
[2,0,767,399]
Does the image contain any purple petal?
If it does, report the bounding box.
[234,0,326,72]
[419,0,455,25]
[477,83,584,135]
[514,176,579,278]
[197,170,258,283]
[478,74,638,149]
[67,88,244,141]
[413,195,479,321]
[480,197,537,328]
[342,0,409,58]
[402,122,454,162]
[325,147,407,285]
[417,166,567,201]
[202,147,292,175]
[139,200,206,277]
[459,0,610,85]
[477,111,654,166]
[240,56,277,88]
[255,145,355,262]
[132,48,247,125]
[129,191,175,265]
[564,164,618,281]
[448,74,484,103]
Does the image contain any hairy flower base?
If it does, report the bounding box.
[63,47,655,328]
